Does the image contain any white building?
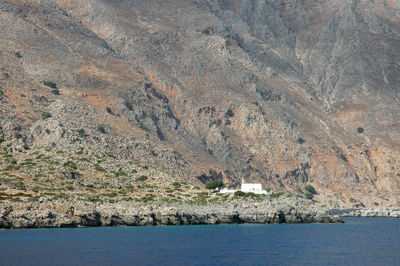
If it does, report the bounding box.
[219,188,237,194]
[219,179,272,195]
[241,182,263,193]
[241,179,272,195]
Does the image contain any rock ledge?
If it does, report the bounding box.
[0,198,343,229]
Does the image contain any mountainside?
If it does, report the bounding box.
[1,0,400,208]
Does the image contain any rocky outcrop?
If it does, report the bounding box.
[0,198,343,229]
[342,208,400,218]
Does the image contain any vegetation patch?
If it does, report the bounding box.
[305,192,314,200]
[97,124,106,134]
[137,175,148,181]
[304,185,317,194]
[94,163,106,172]
[41,112,52,120]
[63,161,78,170]
[43,81,57,89]
[269,192,284,198]
[205,179,223,190]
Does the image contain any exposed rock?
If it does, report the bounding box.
[342,208,400,218]
[0,197,343,229]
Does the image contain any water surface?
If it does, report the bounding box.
[0,218,399,265]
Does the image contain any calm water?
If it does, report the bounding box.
[0,218,399,266]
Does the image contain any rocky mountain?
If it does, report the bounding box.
[1,0,400,208]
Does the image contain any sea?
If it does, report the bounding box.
[0,218,399,265]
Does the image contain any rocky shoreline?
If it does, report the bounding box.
[342,208,400,218]
[0,197,343,229]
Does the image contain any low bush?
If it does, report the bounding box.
[97,124,106,134]
[14,133,23,139]
[115,169,127,177]
[225,108,234,117]
[234,191,247,197]
[205,179,223,189]
[137,175,148,181]
[63,161,77,170]
[305,192,313,200]
[172,181,181,188]
[106,107,113,114]
[304,185,316,194]
[77,128,86,137]
[94,163,106,172]
[16,182,26,191]
[269,192,284,198]
[43,81,57,89]
[41,112,52,120]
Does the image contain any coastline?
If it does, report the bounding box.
[0,197,343,229]
[341,208,400,218]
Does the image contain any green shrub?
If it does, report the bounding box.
[225,108,234,117]
[141,194,155,202]
[94,163,106,172]
[77,128,86,137]
[172,181,181,188]
[63,161,77,170]
[137,175,148,181]
[51,89,60,95]
[41,112,52,120]
[234,191,247,197]
[305,192,314,200]
[0,137,4,144]
[270,192,284,198]
[15,52,22,58]
[16,182,26,191]
[304,185,316,194]
[45,129,51,134]
[43,81,57,89]
[97,124,106,134]
[205,179,223,189]
[14,133,23,139]
[76,147,84,155]
[115,169,127,177]
[106,107,113,114]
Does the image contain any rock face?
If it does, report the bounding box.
[0,0,400,208]
[343,208,400,218]
[0,198,343,229]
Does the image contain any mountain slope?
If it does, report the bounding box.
[1,0,400,208]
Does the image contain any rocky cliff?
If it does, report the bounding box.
[0,197,343,228]
[1,0,400,208]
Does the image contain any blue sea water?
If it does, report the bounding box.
[0,218,399,266]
